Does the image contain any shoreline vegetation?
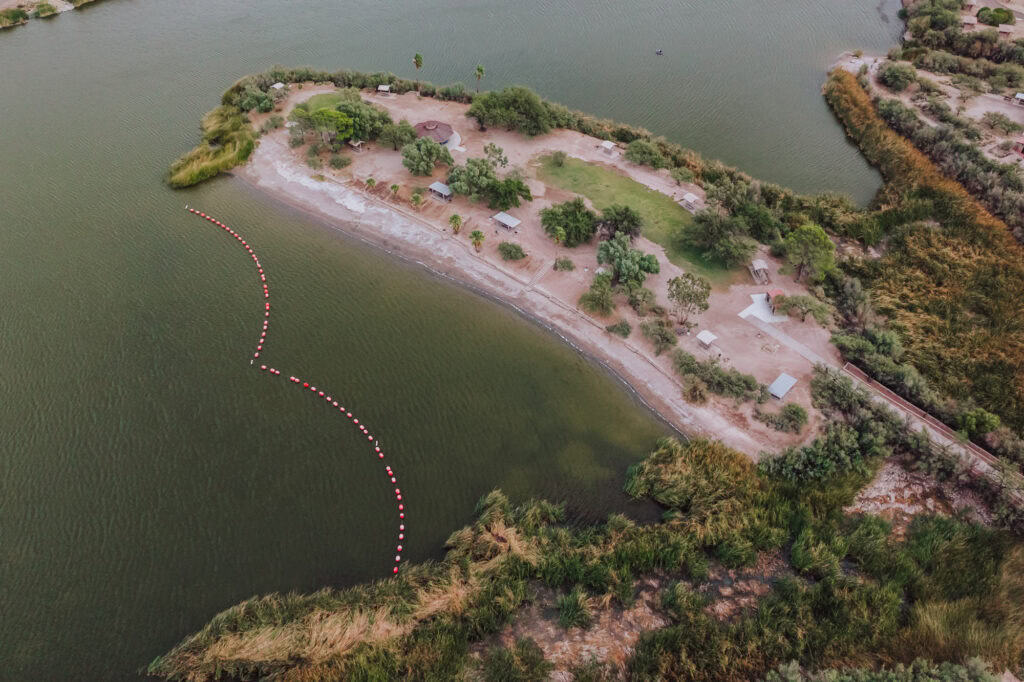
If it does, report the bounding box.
[154,58,1024,679]
[0,0,103,30]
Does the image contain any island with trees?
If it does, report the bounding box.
[152,58,1024,680]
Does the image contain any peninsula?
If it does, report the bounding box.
[152,64,1024,680]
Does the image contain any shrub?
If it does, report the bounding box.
[624,139,668,168]
[772,294,831,325]
[306,156,323,170]
[260,115,285,133]
[672,350,764,402]
[755,403,809,433]
[640,319,677,355]
[981,111,1023,135]
[670,167,695,184]
[553,257,575,271]
[879,62,918,91]
[978,7,1014,26]
[328,154,351,169]
[33,3,57,17]
[626,286,655,316]
[557,586,593,630]
[498,242,526,261]
[551,150,567,167]
[578,273,615,316]
[606,321,631,338]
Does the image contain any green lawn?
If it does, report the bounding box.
[302,92,344,111]
[537,155,739,285]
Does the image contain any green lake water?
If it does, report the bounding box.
[0,0,899,678]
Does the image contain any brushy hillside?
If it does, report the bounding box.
[150,431,1024,681]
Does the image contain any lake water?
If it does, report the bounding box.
[0,0,899,679]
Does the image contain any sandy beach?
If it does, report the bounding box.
[238,86,841,458]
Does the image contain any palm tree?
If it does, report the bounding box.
[449,213,463,234]
[413,53,423,71]
[552,225,566,258]
[411,192,423,210]
[470,229,485,251]
[365,177,376,189]
[475,64,485,92]
[390,184,400,198]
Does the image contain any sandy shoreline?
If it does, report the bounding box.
[236,133,777,457]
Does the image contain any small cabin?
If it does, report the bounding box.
[1015,92,1024,106]
[492,212,521,231]
[768,373,798,400]
[696,330,718,350]
[998,24,1014,38]
[347,139,364,152]
[377,84,391,94]
[1013,137,1024,157]
[680,192,700,212]
[962,15,978,29]
[601,140,616,155]
[428,181,453,202]
[964,0,976,10]
[270,82,285,91]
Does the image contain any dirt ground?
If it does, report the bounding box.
[846,458,994,538]
[242,85,843,458]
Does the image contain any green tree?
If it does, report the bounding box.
[667,273,711,325]
[551,225,566,256]
[467,85,552,135]
[579,273,615,316]
[597,204,643,241]
[411,192,423,210]
[447,157,498,201]
[783,222,835,281]
[475,64,485,92]
[624,139,667,168]
[597,233,659,287]
[484,142,509,168]
[878,62,917,92]
[682,210,757,267]
[309,108,354,144]
[336,97,392,141]
[486,176,532,211]
[390,183,400,197]
[470,229,485,251]
[540,198,597,246]
[401,137,454,176]
[498,242,526,260]
[448,213,463,234]
[365,177,376,188]
[413,53,423,71]
[379,120,418,151]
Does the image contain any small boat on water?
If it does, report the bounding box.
[655,49,664,55]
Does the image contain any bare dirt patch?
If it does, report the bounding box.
[846,458,994,537]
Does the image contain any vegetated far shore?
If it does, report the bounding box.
[151,61,1024,681]
[0,0,101,30]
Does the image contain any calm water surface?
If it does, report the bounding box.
[0,0,899,678]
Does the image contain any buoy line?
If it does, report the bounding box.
[186,206,406,574]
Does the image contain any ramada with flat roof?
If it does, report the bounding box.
[492,212,521,230]
[428,181,452,200]
[414,120,454,144]
[768,373,798,399]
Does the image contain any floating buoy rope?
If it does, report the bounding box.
[186,206,406,574]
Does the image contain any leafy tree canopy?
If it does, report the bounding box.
[540,198,597,247]
[597,232,659,287]
[783,222,835,281]
[379,120,418,151]
[401,137,454,176]
[467,86,553,136]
